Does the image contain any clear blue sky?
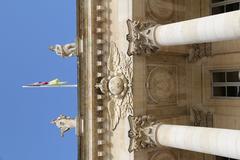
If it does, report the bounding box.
[0,0,77,160]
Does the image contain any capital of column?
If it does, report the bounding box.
[188,43,212,62]
[128,114,240,159]
[126,19,159,56]
[128,115,161,152]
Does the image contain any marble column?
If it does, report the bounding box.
[127,10,240,55]
[156,124,240,159]
[128,116,240,159]
[144,10,240,46]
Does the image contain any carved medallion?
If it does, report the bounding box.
[108,76,124,95]
[96,42,133,130]
[146,65,177,105]
[98,74,128,98]
[150,150,177,160]
[146,0,174,22]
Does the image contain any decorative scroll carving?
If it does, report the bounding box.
[49,42,77,57]
[51,115,76,137]
[188,43,211,62]
[190,105,213,127]
[96,42,133,130]
[128,115,159,152]
[146,65,177,105]
[126,19,159,56]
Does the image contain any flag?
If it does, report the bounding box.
[22,78,76,88]
[48,79,67,85]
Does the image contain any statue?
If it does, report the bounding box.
[49,42,77,57]
[51,115,76,137]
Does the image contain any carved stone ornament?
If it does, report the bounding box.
[96,42,133,130]
[128,115,160,152]
[150,150,177,160]
[190,105,213,127]
[188,43,211,62]
[126,19,159,56]
[146,0,175,23]
[51,115,76,137]
[146,65,177,105]
[49,42,77,57]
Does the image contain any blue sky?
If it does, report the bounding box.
[0,0,77,160]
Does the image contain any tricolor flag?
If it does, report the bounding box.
[22,78,77,88]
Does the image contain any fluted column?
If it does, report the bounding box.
[128,115,240,159]
[127,10,240,55]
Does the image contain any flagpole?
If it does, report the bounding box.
[22,85,78,88]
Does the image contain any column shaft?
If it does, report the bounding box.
[149,10,240,46]
[156,124,240,159]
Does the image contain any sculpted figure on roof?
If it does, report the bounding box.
[49,42,77,57]
[51,115,76,137]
